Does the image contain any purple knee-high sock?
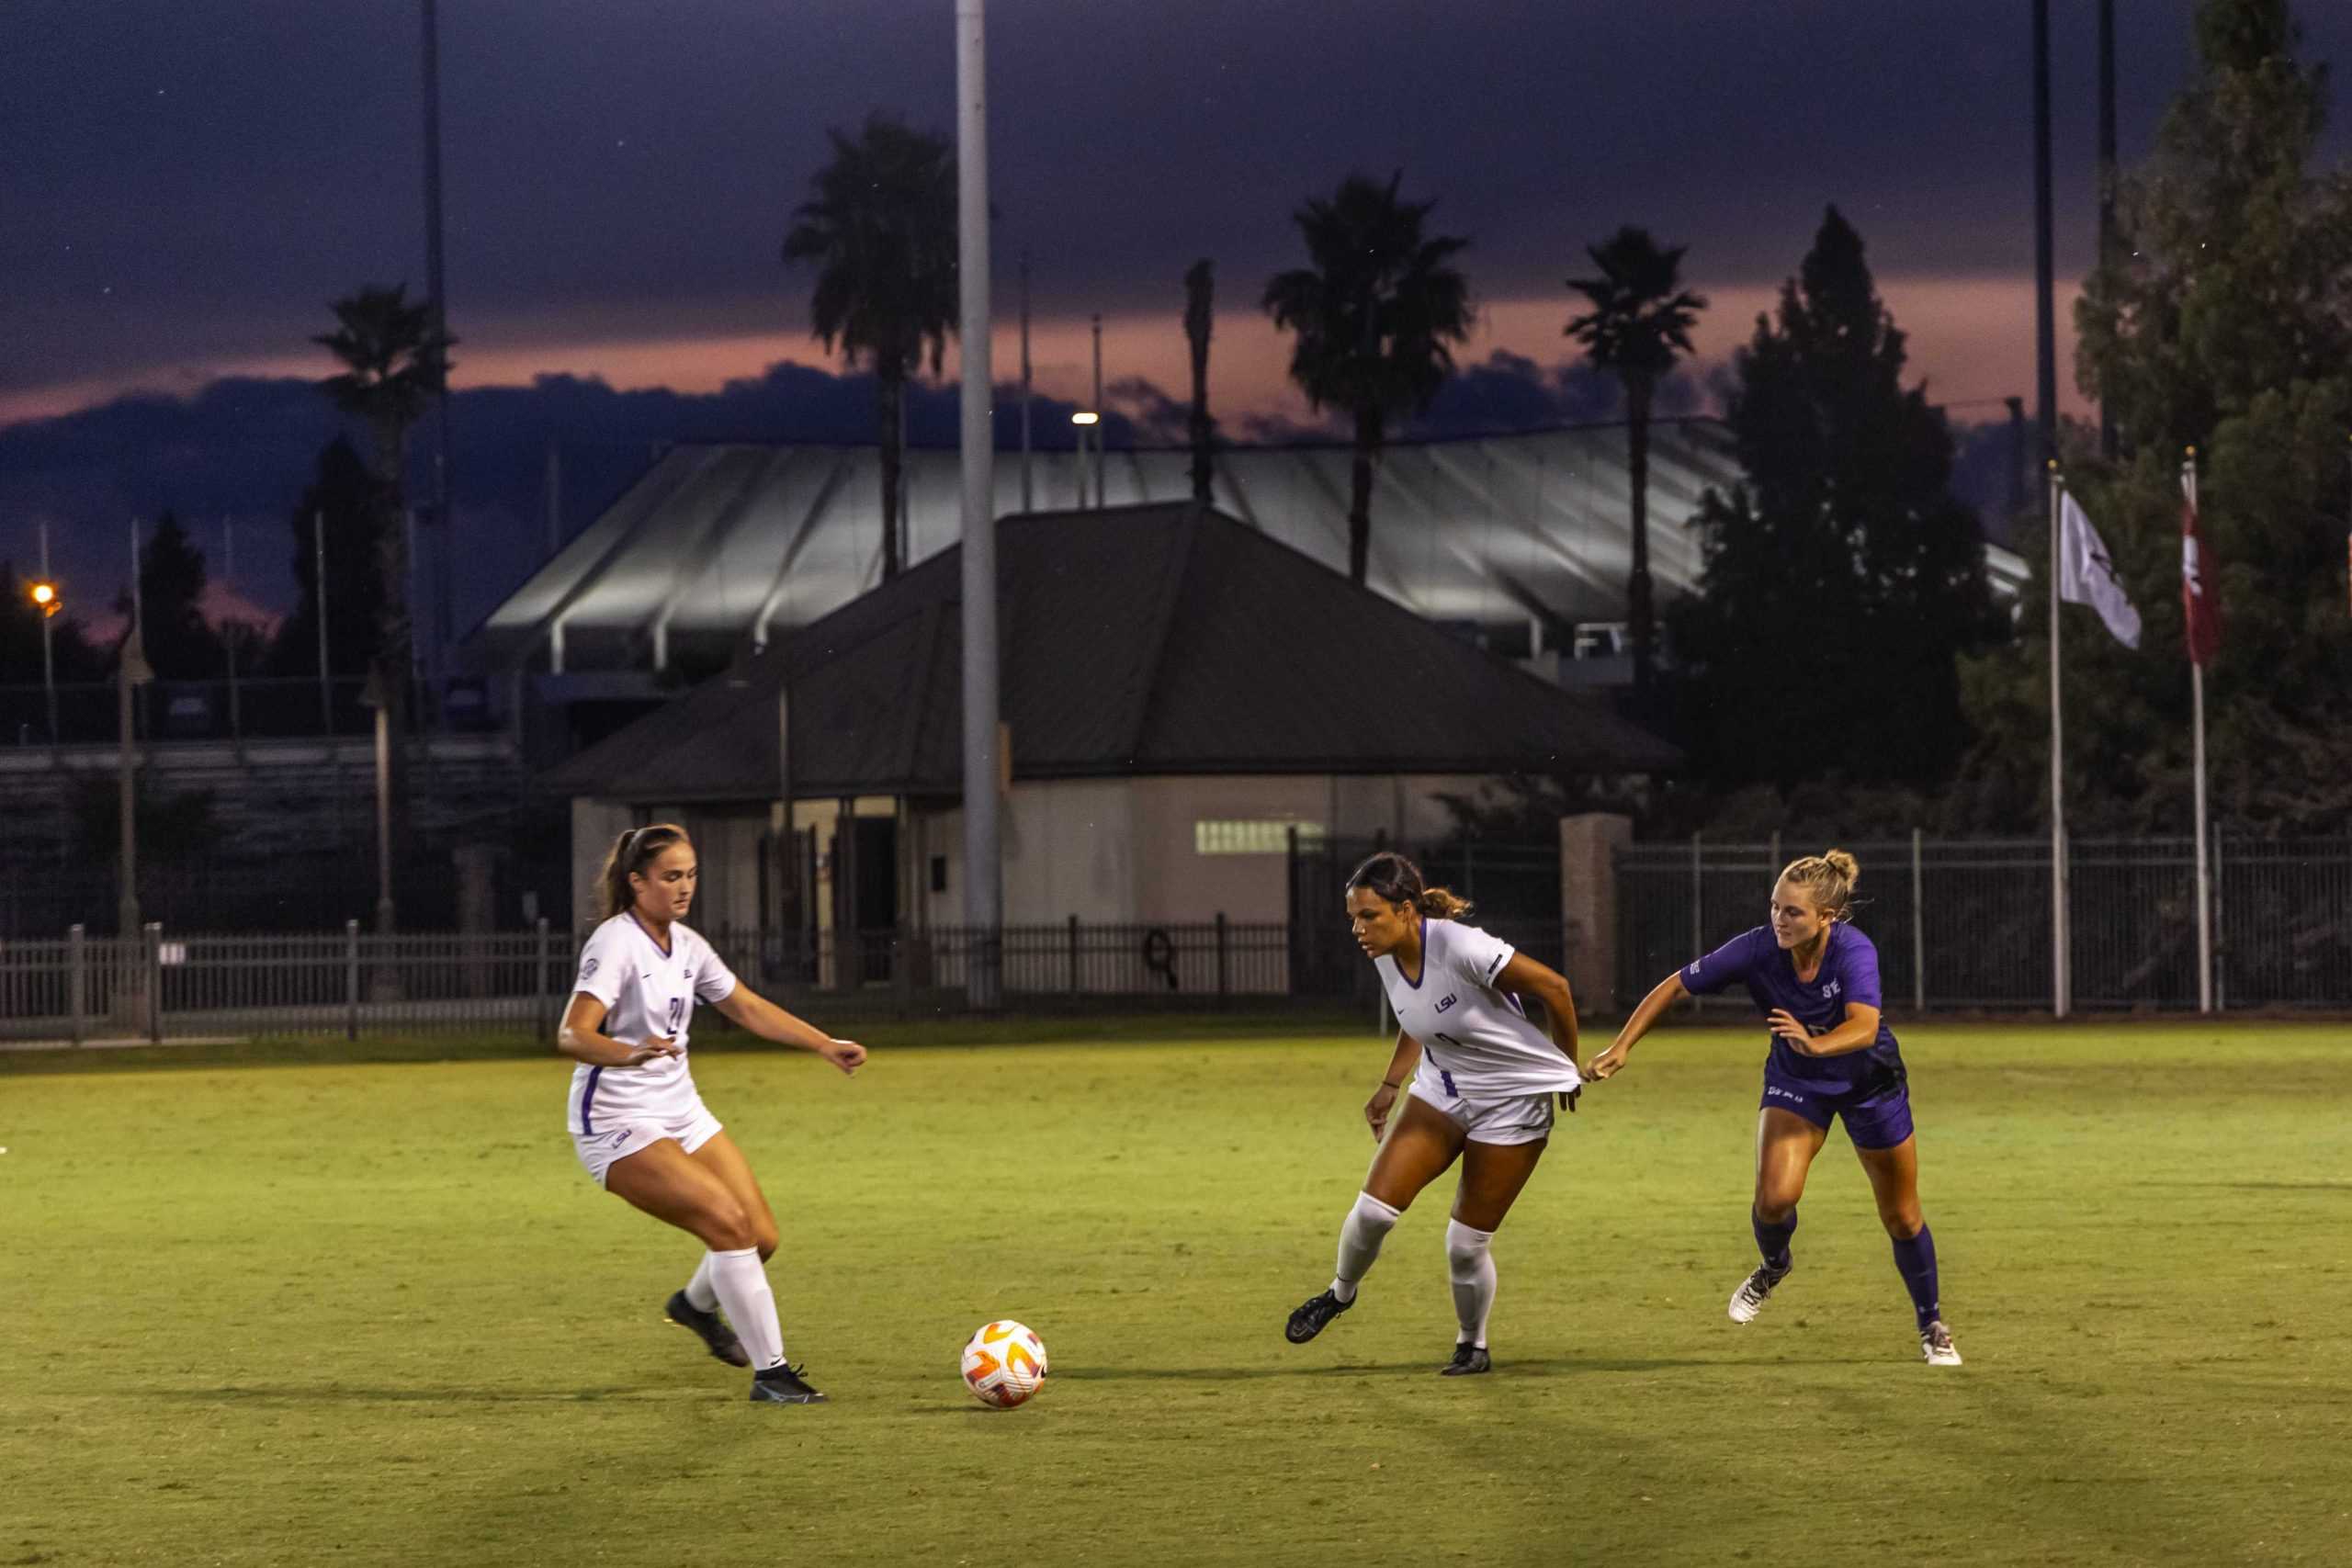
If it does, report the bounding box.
[1751,1208,1796,1274]
[1891,1224,1940,1330]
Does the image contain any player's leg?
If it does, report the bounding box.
[1851,1113,1958,1364]
[1732,1106,1827,1323]
[1288,1096,1465,1343]
[605,1140,808,1398]
[660,1127,778,1368]
[1439,1128,1550,1374]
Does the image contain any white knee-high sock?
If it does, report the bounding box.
[1331,1192,1402,1303]
[684,1252,720,1313]
[707,1247,786,1370]
[1445,1220,1497,1348]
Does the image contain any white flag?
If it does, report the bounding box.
[2057,491,2142,649]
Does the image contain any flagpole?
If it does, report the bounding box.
[2186,447,2212,1014]
[2047,460,2069,1019]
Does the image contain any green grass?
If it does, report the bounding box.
[3,1021,2348,1566]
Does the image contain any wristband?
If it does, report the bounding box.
[1379,1078,1403,1089]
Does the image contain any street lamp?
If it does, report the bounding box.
[1070,412,1100,510]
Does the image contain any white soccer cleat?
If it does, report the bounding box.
[1920,1320,1962,1366]
[1726,1263,1789,1324]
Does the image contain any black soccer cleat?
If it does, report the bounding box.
[664,1290,750,1368]
[1441,1344,1492,1377]
[750,1361,828,1404]
[1285,1288,1354,1344]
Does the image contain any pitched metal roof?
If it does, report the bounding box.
[471,422,1762,673]
[544,502,1679,803]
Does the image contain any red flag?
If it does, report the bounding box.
[2181,469,2222,666]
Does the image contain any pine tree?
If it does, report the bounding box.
[133,512,223,680]
[268,437,388,682]
[1671,207,2004,788]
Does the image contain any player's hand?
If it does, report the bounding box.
[1588,1041,1631,1080]
[1364,1082,1399,1141]
[1768,1010,1814,1051]
[623,1035,680,1066]
[820,1037,867,1076]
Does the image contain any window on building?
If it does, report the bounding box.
[1193,819,1328,856]
[930,855,948,893]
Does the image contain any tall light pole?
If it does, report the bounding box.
[1091,312,1105,509]
[956,0,1001,1007]
[421,0,455,727]
[36,520,58,743]
[2097,0,2119,461]
[1019,250,1034,513]
[2031,0,2057,475]
[118,525,153,939]
[363,669,397,934]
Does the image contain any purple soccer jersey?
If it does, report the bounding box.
[1679,922,1904,1089]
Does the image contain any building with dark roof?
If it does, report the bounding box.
[547,502,1675,942]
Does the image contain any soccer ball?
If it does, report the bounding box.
[960,1320,1048,1409]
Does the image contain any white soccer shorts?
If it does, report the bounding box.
[571,1100,724,1187]
[1407,1072,1556,1145]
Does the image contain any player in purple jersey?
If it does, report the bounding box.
[1589,850,1961,1366]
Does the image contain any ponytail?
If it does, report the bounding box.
[1346,851,1474,921]
[597,822,690,920]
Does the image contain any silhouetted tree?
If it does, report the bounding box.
[783,113,958,581]
[1566,227,1707,699]
[1673,207,2003,788]
[1265,173,1474,585]
[1184,258,1217,504]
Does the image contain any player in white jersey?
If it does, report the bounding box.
[558,823,868,1405]
[1284,852,1589,1374]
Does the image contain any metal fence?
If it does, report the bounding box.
[0,919,1320,1045]
[1616,834,2352,1012]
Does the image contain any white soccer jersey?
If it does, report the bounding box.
[564,913,739,1134]
[1374,917,1581,1100]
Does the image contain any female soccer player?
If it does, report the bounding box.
[1589,850,1961,1366]
[1284,852,1587,1375]
[557,823,869,1404]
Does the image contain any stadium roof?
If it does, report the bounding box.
[469,420,1838,674]
[542,502,1680,803]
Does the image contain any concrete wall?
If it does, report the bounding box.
[913,772,1509,929]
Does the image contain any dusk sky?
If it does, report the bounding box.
[6,0,2349,622]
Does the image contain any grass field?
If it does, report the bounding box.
[3,1020,2349,1567]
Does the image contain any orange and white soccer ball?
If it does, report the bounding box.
[960,1320,1048,1409]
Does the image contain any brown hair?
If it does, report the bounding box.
[1778,848,1860,922]
[1346,851,1472,920]
[597,822,691,920]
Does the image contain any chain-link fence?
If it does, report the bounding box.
[1615,834,2352,1011]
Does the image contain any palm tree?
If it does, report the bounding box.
[1184,258,1216,505]
[316,283,452,928]
[1565,228,1707,698]
[784,113,959,581]
[1264,173,1473,586]
[315,282,453,731]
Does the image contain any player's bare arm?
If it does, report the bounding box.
[556,993,679,1067]
[1769,1002,1882,1057]
[711,985,867,1074]
[1365,1029,1422,1138]
[1590,971,1687,1078]
[1496,952,1581,1073]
